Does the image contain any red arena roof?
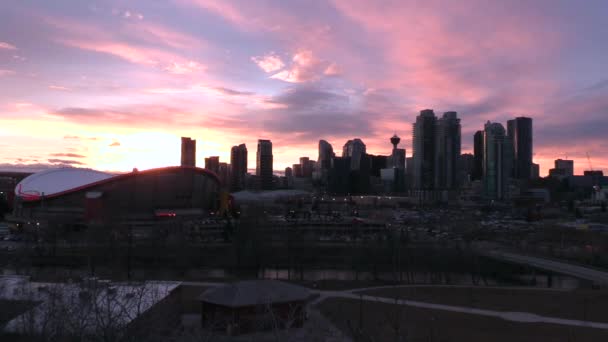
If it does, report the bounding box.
[15,166,220,202]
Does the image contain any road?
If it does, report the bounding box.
[478,249,608,284]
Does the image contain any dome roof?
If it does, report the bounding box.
[15,168,113,200]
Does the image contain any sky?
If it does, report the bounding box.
[1,0,607,175]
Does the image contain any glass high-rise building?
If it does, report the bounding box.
[256,139,273,190]
[473,130,484,181]
[412,109,437,189]
[342,138,366,170]
[230,143,247,191]
[434,111,461,189]
[507,117,533,179]
[483,122,513,200]
[181,137,196,167]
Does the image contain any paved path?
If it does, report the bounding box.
[478,249,608,284]
[179,280,608,331]
[309,285,608,330]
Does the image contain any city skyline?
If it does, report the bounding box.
[1,0,608,175]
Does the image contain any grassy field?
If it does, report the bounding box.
[358,286,608,323]
[318,297,608,342]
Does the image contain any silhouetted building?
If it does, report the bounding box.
[218,162,230,188]
[550,159,574,178]
[299,157,314,178]
[406,157,414,189]
[181,137,196,167]
[483,121,513,200]
[230,144,247,191]
[412,109,437,189]
[434,111,461,189]
[351,154,371,194]
[317,140,334,170]
[370,155,388,177]
[256,139,273,190]
[328,157,351,194]
[459,153,475,184]
[12,167,220,225]
[473,130,484,181]
[531,163,540,179]
[285,167,293,178]
[507,117,533,179]
[342,139,366,170]
[314,140,335,184]
[293,164,303,178]
[204,156,220,174]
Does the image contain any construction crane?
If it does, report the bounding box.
[586,152,594,171]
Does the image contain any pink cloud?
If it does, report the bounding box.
[0,69,15,76]
[251,53,285,73]
[271,50,337,83]
[164,61,205,74]
[0,41,17,50]
[125,21,206,50]
[48,85,70,91]
[44,15,206,74]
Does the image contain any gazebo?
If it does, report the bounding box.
[199,280,309,335]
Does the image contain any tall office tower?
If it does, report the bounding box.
[389,134,406,170]
[434,111,461,189]
[342,138,366,170]
[218,162,230,187]
[531,163,540,179]
[285,167,293,178]
[507,117,533,179]
[293,164,303,177]
[181,137,196,167]
[204,156,220,174]
[317,140,335,170]
[256,139,273,190]
[230,143,247,191]
[459,153,475,184]
[370,155,389,177]
[472,131,484,181]
[412,109,437,189]
[555,159,574,177]
[483,121,513,200]
[300,157,314,178]
[328,157,351,194]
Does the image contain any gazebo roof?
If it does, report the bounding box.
[199,280,309,307]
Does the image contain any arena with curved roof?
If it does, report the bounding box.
[11,166,221,228]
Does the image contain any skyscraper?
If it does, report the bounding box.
[204,156,220,174]
[256,139,273,190]
[434,111,461,189]
[555,159,574,176]
[472,131,484,181]
[342,138,366,170]
[314,140,335,184]
[299,157,314,178]
[412,109,437,189]
[181,137,196,167]
[230,143,247,191]
[317,140,335,171]
[483,121,513,200]
[507,117,533,179]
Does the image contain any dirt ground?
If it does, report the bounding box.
[358,286,608,323]
[318,297,608,342]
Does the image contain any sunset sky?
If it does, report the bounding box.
[1,0,607,175]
